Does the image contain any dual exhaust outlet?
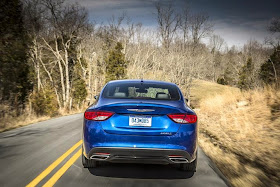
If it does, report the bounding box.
[90,153,110,160]
[168,156,189,163]
[90,153,189,163]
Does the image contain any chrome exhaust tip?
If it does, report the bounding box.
[90,154,110,160]
[168,156,189,163]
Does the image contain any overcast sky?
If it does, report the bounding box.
[75,0,280,47]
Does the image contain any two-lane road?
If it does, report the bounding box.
[0,114,229,187]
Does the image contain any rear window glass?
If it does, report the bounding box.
[102,82,180,100]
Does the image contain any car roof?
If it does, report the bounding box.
[107,79,178,86]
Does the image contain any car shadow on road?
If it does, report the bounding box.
[88,163,194,179]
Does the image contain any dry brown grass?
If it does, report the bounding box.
[190,79,240,108]
[193,82,280,187]
[0,107,85,133]
[0,114,51,133]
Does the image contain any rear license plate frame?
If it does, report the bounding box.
[129,116,152,127]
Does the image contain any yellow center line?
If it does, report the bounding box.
[42,148,82,187]
[26,140,82,187]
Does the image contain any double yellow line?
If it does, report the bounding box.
[26,140,83,187]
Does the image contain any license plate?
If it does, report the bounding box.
[129,116,152,127]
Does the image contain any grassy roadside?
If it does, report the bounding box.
[191,80,280,187]
[1,79,279,187]
[190,79,240,107]
[0,109,84,133]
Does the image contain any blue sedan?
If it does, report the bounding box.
[82,79,198,171]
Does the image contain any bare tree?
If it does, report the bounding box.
[265,17,280,47]
[209,34,225,81]
[209,34,225,53]
[155,2,180,49]
[269,18,280,33]
[189,13,213,45]
[179,6,190,49]
[268,18,280,85]
[40,0,89,110]
[23,0,47,91]
[96,13,128,51]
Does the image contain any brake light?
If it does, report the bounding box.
[84,111,114,121]
[167,114,197,123]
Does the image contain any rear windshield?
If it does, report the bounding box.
[102,82,180,100]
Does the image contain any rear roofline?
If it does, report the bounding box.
[87,79,191,112]
[106,79,178,87]
[100,79,184,102]
[94,99,185,109]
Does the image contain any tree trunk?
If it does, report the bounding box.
[58,60,66,108]
[64,50,70,110]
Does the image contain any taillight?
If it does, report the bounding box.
[167,113,197,124]
[84,111,114,121]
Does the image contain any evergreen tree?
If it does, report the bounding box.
[259,46,280,87]
[31,86,58,116]
[217,67,233,85]
[72,79,87,108]
[238,57,254,90]
[217,77,225,85]
[0,0,32,113]
[105,42,128,82]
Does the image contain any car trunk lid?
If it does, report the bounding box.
[96,102,183,136]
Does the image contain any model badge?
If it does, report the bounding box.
[127,109,155,112]
[160,132,172,135]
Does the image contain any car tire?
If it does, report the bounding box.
[180,153,197,172]
[82,147,97,168]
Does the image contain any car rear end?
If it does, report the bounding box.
[82,80,197,170]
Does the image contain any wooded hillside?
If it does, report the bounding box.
[0,0,279,129]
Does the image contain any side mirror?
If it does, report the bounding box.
[94,95,99,100]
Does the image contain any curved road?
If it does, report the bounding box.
[0,114,229,187]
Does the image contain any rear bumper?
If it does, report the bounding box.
[85,147,197,164]
[83,120,198,164]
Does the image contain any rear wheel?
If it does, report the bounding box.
[180,153,197,172]
[82,147,97,168]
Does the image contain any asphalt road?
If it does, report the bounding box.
[0,114,229,187]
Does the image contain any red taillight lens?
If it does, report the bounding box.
[167,114,197,124]
[84,111,114,121]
